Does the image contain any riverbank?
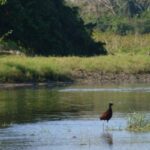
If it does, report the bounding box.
[0,72,150,89]
[72,71,150,85]
[0,55,150,86]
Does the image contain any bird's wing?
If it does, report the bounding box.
[100,111,109,120]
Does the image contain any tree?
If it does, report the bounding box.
[0,0,107,56]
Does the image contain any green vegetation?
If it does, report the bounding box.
[66,0,150,35]
[127,112,150,132]
[0,55,150,83]
[0,0,106,56]
[96,15,150,35]
[93,31,150,55]
[0,0,149,83]
[107,112,150,132]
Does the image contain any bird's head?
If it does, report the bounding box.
[109,103,113,107]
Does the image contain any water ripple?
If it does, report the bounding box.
[59,87,150,92]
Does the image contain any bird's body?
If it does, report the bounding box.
[100,103,113,122]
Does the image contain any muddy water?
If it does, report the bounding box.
[0,84,150,150]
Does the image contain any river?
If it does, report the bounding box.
[0,83,150,150]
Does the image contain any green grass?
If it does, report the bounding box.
[0,56,72,82]
[104,112,150,132]
[93,31,150,55]
[0,55,150,83]
[127,112,150,132]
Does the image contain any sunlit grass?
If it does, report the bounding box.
[127,112,150,132]
[0,55,150,82]
[105,112,150,132]
[93,31,150,55]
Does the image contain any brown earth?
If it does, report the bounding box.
[0,72,150,89]
[71,70,150,85]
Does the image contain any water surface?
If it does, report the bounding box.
[0,83,150,150]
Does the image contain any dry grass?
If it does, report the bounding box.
[93,31,150,55]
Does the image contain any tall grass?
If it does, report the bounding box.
[0,55,150,82]
[127,112,150,132]
[93,31,150,55]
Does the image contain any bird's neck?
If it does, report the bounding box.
[109,106,112,111]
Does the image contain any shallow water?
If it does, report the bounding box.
[0,83,150,150]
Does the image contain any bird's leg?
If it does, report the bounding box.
[103,121,105,131]
[106,121,109,130]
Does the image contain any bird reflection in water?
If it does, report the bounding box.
[100,103,114,149]
[101,132,113,146]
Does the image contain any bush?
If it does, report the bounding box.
[137,20,150,34]
[114,22,134,35]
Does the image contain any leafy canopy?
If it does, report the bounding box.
[0,0,107,56]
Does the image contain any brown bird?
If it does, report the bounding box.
[100,103,113,122]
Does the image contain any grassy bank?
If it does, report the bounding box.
[0,55,150,83]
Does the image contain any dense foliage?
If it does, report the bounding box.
[67,0,150,35]
[0,0,6,5]
[0,0,107,56]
